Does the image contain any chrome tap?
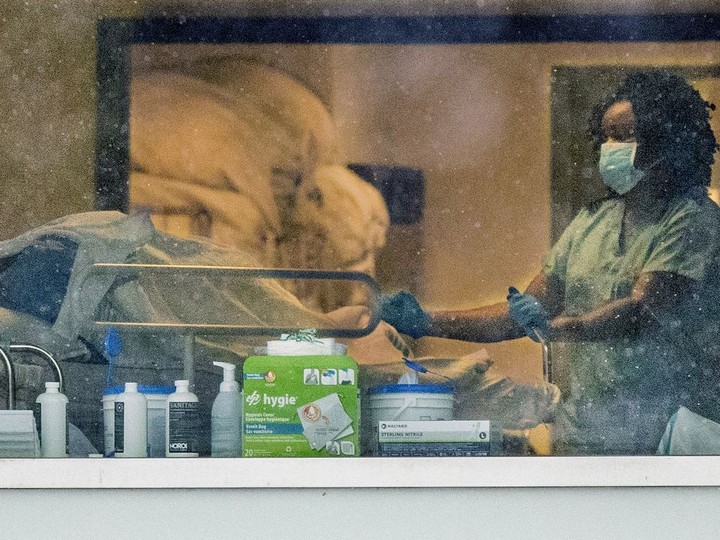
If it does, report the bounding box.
[0,343,65,410]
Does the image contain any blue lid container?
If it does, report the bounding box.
[103,385,174,396]
[367,384,453,395]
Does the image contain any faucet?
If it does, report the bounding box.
[0,346,15,410]
[0,343,65,410]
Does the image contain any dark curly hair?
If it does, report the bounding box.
[589,70,718,196]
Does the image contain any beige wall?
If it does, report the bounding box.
[1,1,719,383]
[0,1,156,240]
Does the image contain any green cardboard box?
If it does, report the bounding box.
[242,355,360,457]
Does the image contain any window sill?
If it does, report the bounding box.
[0,456,717,489]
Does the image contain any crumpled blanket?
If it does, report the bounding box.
[0,211,156,341]
[131,71,280,231]
[0,210,386,369]
[301,165,389,270]
[189,58,341,167]
[129,67,389,314]
[130,171,275,262]
[0,211,329,363]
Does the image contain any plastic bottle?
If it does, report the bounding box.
[211,361,243,458]
[166,380,199,457]
[114,382,148,458]
[34,381,68,458]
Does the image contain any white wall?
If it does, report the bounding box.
[3,487,720,539]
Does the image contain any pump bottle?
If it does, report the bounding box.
[114,382,148,458]
[211,361,243,457]
[35,381,68,458]
[166,380,199,457]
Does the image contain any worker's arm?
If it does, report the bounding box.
[427,272,564,342]
[547,271,695,341]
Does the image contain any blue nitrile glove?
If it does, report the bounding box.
[379,291,431,339]
[507,286,549,342]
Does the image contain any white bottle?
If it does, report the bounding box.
[211,361,243,458]
[35,381,68,458]
[114,382,147,458]
[166,380,199,457]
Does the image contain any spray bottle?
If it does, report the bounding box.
[211,362,243,457]
[166,380,199,457]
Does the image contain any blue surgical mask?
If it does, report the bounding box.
[598,142,645,195]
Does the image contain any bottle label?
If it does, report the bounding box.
[65,413,69,456]
[168,401,199,453]
[33,403,42,444]
[34,400,69,456]
[114,402,125,453]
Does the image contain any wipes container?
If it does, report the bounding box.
[367,384,454,453]
[103,385,173,457]
[368,384,454,423]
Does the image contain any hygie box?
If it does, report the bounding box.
[242,355,360,457]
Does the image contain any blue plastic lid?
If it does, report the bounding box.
[104,328,123,357]
[103,385,174,396]
[367,384,453,395]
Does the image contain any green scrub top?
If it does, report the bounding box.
[543,188,720,455]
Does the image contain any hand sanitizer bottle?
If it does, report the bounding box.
[211,362,243,458]
[166,380,199,457]
[114,382,147,458]
[35,382,68,458]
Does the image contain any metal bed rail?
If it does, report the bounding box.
[84,264,382,382]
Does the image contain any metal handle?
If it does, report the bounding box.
[541,341,551,383]
[532,328,552,383]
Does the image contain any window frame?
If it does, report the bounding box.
[9,12,702,491]
[95,13,720,212]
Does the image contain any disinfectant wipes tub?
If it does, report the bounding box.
[366,383,454,454]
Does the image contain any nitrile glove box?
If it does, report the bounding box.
[377,420,503,457]
[242,355,360,457]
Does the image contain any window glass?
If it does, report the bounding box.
[3,7,720,464]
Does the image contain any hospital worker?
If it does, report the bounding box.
[381,70,720,455]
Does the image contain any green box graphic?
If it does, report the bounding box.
[242,355,360,457]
